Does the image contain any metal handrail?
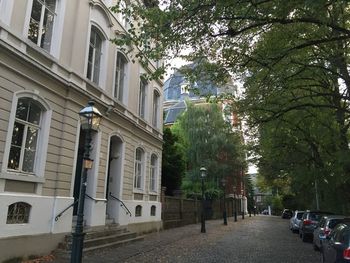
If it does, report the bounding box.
[55,199,79,221]
[109,192,132,217]
[85,193,106,203]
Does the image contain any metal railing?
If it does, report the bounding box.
[85,193,107,203]
[55,194,106,221]
[55,199,79,221]
[109,192,132,217]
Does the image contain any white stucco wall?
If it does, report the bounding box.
[118,200,161,226]
[0,194,73,238]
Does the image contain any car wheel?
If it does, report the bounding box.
[313,243,319,251]
[299,232,302,238]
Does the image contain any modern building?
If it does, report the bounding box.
[0,0,163,261]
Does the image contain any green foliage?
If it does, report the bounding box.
[245,175,255,212]
[162,128,186,195]
[172,102,245,198]
[112,1,350,213]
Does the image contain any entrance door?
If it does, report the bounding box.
[106,136,123,221]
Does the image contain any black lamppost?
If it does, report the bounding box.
[71,100,102,263]
[200,167,206,233]
[241,188,245,220]
[221,178,227,225]
[233,186,237,222]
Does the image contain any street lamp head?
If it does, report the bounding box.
[200,167,207,178]
[79,100,102,131]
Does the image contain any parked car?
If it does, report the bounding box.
[290,210,305,233]
[262,209,269,215]
[321,222,350,263]
[313,215,345,251]
[282,209,293,219]
[299,210,334,242]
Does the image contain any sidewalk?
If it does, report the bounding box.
[80,216,250,263]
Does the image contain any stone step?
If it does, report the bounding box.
[66,231,137,250]
[67,227,126,242]
[54,235,145,260]
[83,235,145,253]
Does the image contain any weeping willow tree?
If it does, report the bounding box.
[172,102,245,199]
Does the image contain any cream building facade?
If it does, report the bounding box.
[0,0,163,261]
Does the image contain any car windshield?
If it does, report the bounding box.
[329,219,344,229]
[297,212,304,219]
[310,213,327,221]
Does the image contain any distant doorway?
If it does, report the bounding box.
[106,136,123,221]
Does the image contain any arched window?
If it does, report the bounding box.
[6,202,31,224]
[134,147,144,189]
[150,154,158,192]
[87,26,103,84]
[150,205,156,216]
[8,98,43,173]
[152,90,160,128]
[114,52,128,102]
[135,205,142,217]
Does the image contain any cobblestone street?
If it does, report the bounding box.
[66,215,321,263]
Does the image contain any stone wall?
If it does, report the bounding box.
[161,195,239,229]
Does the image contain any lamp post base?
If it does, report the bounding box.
[201,213,206,233]
[223,211,227,225]
[70,232,86,263]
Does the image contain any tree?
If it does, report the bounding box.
[113,1,350,212]
[162,127,186,195]
[172,102,245,198]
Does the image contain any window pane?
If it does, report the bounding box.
[28,0,42,45]
[8,146,21,170]
[28,19,40,44]
[6,202,31,224]
[11,122,24,146]
[45,0,56,12]
[25,127,38,150]
[136,149,142,160]
[41,9,55,51]
[28,102,41,125]
[87,46,93,80]
[22,149,35,172]
[16,99,29,121]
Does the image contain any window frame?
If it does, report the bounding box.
[87,26,104,85]
[149,153,158,193]
[116,0,129,29]
[152,89,160,128]
[7,98,42,174]
[27,0,57,52]
[138,77,147,119]
[24,0,65,57]
[134,147,145,190]
[1,92,52,184]
[114,51,129,103]
[6,202,31,224]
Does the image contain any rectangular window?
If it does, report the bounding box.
[152,91,160,127]
[134,148,143,189]
[139,78,147,119]
[150,155,157,192]
[87,28,103,84]
[114,52,127,102]
[28,0,56,52]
